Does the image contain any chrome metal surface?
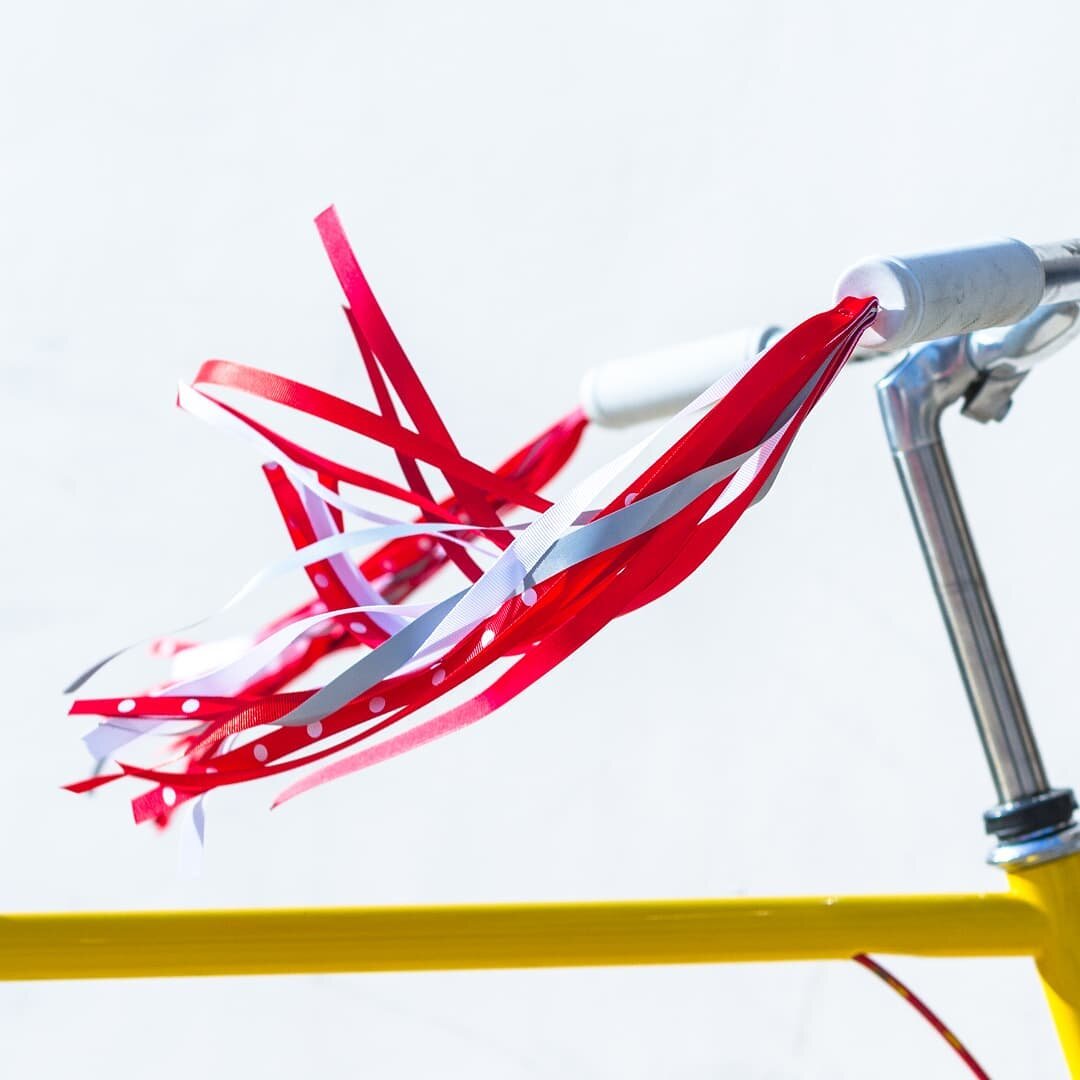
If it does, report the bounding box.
[876,305,1080,806]
[988,823,1080,870]
[967,300,1080,373]
[886,434,1048,801]
[961,368,1027,424]
[1033,241,1080,305]
[877,340,973,451]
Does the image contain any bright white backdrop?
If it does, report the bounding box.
[3,1,1080,1076]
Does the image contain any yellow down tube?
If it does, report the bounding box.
[1008,850,1080,1076]
[0,892,1045,982]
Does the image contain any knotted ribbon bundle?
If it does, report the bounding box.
[66,208,877,827]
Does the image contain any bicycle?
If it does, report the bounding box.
[6,229,1080,1077]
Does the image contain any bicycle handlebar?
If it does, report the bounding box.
[581,238,1080,428]
[836,238,1080,350]
[579,325,781,428]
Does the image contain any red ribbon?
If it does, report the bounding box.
[66,206,875,829]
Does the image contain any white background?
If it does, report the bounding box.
[3,1,1080,1076]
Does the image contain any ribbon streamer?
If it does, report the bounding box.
[64,211,997,1075]
[66,207,877,830]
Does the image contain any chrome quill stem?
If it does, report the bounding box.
[877,303,1080,865]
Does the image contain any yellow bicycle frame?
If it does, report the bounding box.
[3,851,1078,1073]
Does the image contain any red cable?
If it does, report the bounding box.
[853,954,991,1078]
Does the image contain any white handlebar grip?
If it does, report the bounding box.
[834,239,1045,351]
[580,325,780,428]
